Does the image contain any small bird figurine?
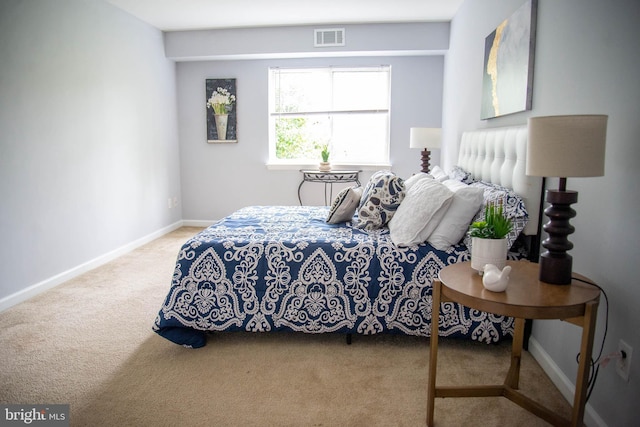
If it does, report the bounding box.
[482,264,512,292]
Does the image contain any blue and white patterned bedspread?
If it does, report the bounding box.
[153,206,514,348]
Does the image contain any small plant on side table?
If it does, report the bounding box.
[469,202,513,239]
[321,145,330,162]
[469,201,513,274]
[319,145,331,171]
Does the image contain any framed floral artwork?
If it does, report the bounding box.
[206,79,237,143]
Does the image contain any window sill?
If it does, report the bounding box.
[266,162,391,171]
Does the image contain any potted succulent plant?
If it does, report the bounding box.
[319,144,331,171]
[469,201,513,274]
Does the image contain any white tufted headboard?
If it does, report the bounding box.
[457,125,543,236]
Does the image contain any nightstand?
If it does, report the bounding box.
[427,260,600,427]
[298,170,361,205]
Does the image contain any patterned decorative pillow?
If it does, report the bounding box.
[357,170,405,230]
[326,186,363,224]
[448,165,475,184]
[464,181,529,249]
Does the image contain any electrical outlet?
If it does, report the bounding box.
[167,198,173,209]
[616,339,632,382]
[172,196,178,208]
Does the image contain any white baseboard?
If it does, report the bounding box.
[182,219,215,227]
[528,336,607,427]
[0,220,184,313]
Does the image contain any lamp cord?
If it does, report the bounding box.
[572,276,609,402]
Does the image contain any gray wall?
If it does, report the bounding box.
[443,0,640,425]
[169,22,449,221]
[165,22,450,60]
[176,55,444,221]
[0,0,182,304]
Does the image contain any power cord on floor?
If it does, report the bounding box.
[572,276,609,402]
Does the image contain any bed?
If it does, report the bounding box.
[153,125,542,348]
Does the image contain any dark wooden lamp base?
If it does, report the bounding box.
[539,188,578,285]
[420,149,432,173]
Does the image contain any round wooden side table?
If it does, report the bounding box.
[427,260,600,427]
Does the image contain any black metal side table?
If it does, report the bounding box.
[298,170,362,205]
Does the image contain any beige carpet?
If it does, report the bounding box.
[0,227,572,426]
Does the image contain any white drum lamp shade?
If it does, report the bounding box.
[527,115,607,178]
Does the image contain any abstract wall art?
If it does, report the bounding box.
[481,0,537,120]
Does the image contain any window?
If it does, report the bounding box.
[268,66,391,167]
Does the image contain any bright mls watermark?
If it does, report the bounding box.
[1,405,69,426]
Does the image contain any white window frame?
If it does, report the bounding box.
[267,66,391,170]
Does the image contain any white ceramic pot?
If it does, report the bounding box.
[319,161,331,171]
[470,237,508,274]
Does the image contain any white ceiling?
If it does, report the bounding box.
[104,0,464,32]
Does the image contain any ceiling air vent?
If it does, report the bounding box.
[314,28,345,47]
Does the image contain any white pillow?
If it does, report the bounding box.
[429,165,449,182]
[428,179,484,250]
[388,179,453,246]
[403,172,432,191]
[326,186,363,224]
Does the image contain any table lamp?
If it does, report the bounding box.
[410,127,441,173]
[526,115,607,285]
